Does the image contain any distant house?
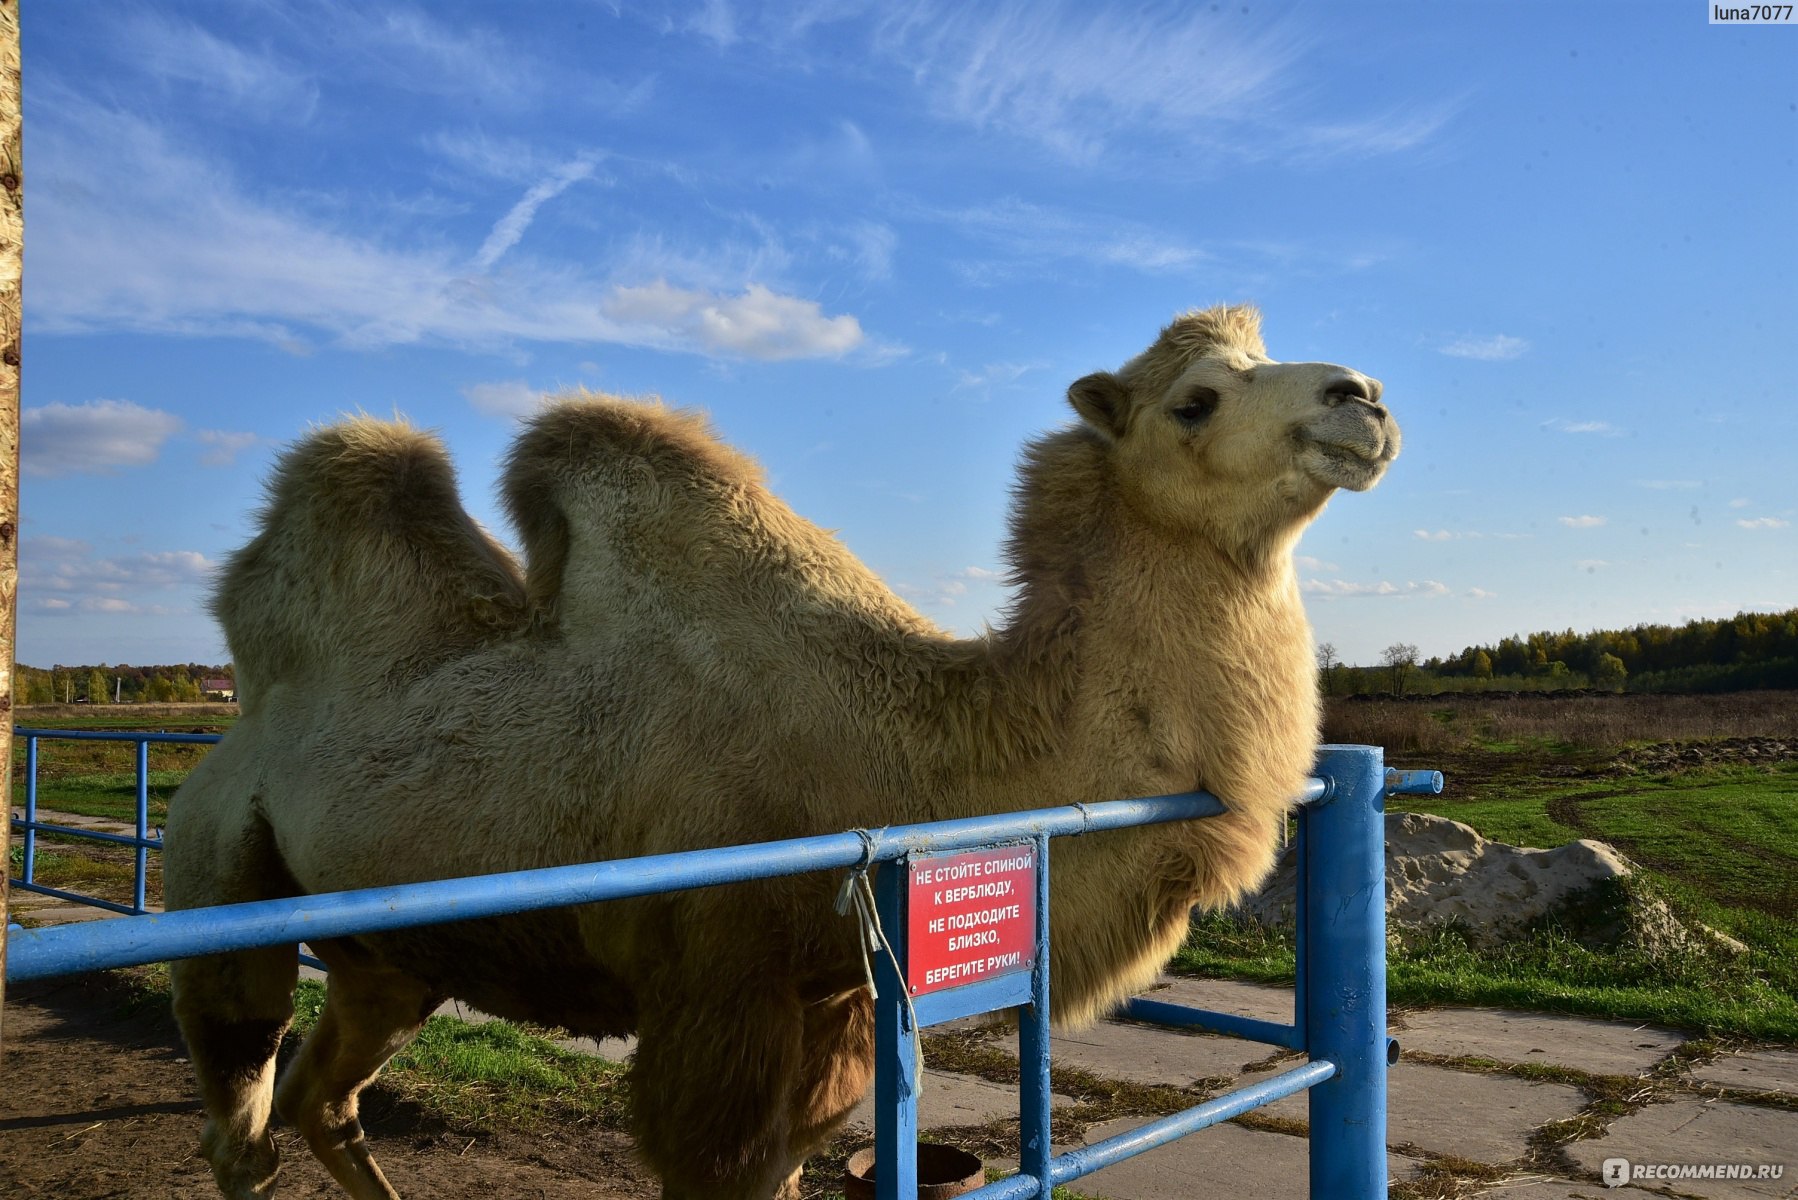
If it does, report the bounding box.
[202,678,237,702]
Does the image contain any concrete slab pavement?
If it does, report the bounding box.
[1397,1007,1685,1077]
[1066,1116,1425,1200]
[1688,1049,1798,1097]
[1561,1099,1798,1199]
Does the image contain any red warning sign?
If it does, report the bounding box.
[906,843,1038,995]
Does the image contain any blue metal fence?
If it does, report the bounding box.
[9,727,222,915]
[4,735,1440,1199]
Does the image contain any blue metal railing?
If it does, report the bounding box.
[4,737,1441,1199]
[9,727,222,916]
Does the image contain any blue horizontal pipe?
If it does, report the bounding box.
[953,1172,1044,1200]
[1122,996,1302,1051]
[1049,1059,1338,1184]
[9,881,142,917]
[10,820,160,850]
[1384,768,1444,796]
[5,786,1255,983]
[12,727,223,744]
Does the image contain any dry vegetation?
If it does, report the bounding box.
[1325,690,1798,757]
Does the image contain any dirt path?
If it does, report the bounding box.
[0,972,659,1199]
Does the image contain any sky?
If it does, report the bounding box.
[15,0,1796,669]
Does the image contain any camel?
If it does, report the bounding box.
[164,304,1401,1200]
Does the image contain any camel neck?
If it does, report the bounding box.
[923,434,1311,813]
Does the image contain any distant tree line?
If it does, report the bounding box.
[1319,607,1798,697]
[12,663,234,705]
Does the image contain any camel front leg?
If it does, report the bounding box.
[632,980,810,1200]
[273,951,442,1200]
[172,945,298,1200]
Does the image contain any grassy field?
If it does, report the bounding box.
[11,695,1797,1039]
[1176,691,1798,1040]
[8,705,236,906]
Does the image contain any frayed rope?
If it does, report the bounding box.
[835,828,924,1097]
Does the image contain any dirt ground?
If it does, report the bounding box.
[0,972,660,1199]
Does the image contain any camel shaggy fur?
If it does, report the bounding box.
[165,304,1400,1200]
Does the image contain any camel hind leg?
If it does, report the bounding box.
[273,948,442,1200]
[171,946,297,1199]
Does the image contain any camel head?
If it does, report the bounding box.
[1066,304,1400,549]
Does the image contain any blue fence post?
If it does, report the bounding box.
[1017,832,1052,1197]
[134,739,150,914]
[22,733,38,884]
[873,858,918,1200]
[1304,745,1388,1198]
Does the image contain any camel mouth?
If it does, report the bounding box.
[1297,427,1398,492]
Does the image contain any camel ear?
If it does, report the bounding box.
[1068,372,1129,441]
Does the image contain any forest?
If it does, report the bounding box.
[12,661,232,705]
[1316,607,1797,697]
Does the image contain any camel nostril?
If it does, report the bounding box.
[1324,377,1371,406]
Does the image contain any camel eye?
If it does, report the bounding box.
[1172,387,1220,426]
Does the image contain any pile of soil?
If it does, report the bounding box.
[1611,736,1797,774]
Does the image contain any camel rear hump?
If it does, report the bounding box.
[215,416,527,706]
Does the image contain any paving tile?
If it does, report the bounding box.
[842,1069,1070,1133]
[556,1035,636,1062]
[1055,1116,1421,1200]
[1131,976,1298,1026]
[1563,1099,1798,1199]
[987,1020,1272,1090]
[1388,1061,1586,1164]
[1465,1178,1613,1199]
[1688,1049,1798,1097]
[1398,1007,1686,1077]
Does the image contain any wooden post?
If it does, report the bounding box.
[0,0,22,1044]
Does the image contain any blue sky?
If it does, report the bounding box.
[16,1,1795,669]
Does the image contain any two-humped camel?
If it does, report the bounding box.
[165,305,1400,1200]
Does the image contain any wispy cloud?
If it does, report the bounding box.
[927,197,1209,277]
[195,429,265,467]
[1737,516,1790,530]
[1543,418,1623,437]
[601,282,863,360]
[463,380,546,420]
[1301,578,1451,599]
[119,10,319,119]
[31,97,870,362]
[877,4,1300,161]
[894,564,1005,610]
[686,0,739,47]
[472,157,602,271]
[865,4,1452,166]
[339,5,547,107]
[1465,587,1497,599]
[22,538,213,616]
[1730,497,1753,509]
[1440,334,1529,361]
[1559,515,1607,528]
[1413,529,1456,542]
[23,399,183,477]
[952,360,1045,398]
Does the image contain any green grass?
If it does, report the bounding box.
[8,843,139,889]
[15,768,188,824]
[288,980,632,1130]
[1177,759,1798,1041]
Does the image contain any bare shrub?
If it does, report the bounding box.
[1325,690,1798,753]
